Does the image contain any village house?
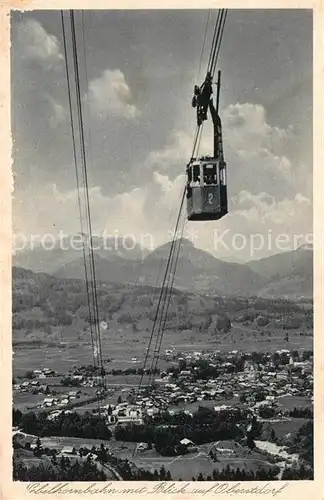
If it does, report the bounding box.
[116,406,143,426]
[180,438,197,453]
[42,397,58,408]
[136,442,149,453]
[39,384,49,394]
[59,398,70,406]
[60,446,77,456]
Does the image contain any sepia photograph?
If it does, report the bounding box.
[10,7,314,484]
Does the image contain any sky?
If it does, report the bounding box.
[11,9,313,262]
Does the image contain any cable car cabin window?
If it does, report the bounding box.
[219,164,226,185]
[193,165,201,185]
[187,166,192,183]
[203,164,217,185]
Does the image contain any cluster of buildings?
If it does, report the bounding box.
[14,348,312,425]
[95,348,312,424]
[39,390,82,409]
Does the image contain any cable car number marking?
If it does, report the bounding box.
[208,193,214,204]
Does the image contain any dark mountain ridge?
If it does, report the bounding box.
[13,238,313,298]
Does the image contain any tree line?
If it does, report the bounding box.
[14,409,112,440]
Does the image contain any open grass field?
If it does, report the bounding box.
[269,418,309,439]
[170,397,240,414]
[14,432,117,450]
[132,441,277,480]
[277,395,311,410]
[165,455,276,480]
[13,322,312,378]
[13,385,99,412]
[13,391,45,412]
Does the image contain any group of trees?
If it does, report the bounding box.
[17,410,112,440]
[178,357,245,380]
[60,377,82,387]
[108,367,160,376]
[13,454,176,482]
[13,264,313,334]
[13,408,313,481]
[194,465,280,481]
[281,464,313,480]
[13,455,108,481]
[131,465,172,481]
[115,421,246,454]
[13,453,282,482]
[286,406,313,419]
[69,364,106,377]
[287,420,313,464]
[115,406,245,454]
[13,408,23,426]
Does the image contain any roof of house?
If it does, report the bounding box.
[180,438,195,446]
[61,446,75,454]
[136,442,148,449]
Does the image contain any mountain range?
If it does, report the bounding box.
[13,237,313,299]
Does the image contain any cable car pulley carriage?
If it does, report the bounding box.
[187,70,228,221]
[186,11,228,222]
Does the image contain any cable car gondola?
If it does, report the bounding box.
[187,70,228,222]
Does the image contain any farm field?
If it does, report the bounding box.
[127,439,278,480]
[14,432,278,481]
[277,395,311,410]
[266,418,310,439]
[13,323,312,378]
[13,385,99,412]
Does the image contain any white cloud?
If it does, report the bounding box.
[86,69,139,120]
[14,175,312,262]
[13,101,312,261]
[231,190,311,228]
[222,103,297,183]
[145,130,193,173]
[181,189,312,261]
[223,103,295,154]
[17,19,63,69]
[143,102,302,192]
[47,95,67,128]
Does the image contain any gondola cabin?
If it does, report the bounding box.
[186,156,227,221]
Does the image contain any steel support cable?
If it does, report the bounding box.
[147,200,187,387]
[208,10,225,78]
[206,9,222,73]
[79,11,105,388]
[149,67,208,382]
[60,11,96,368]
[81,13,106,391]
[69,10,104,382]
[148,6,229,421]
[196,9,211,84]
[191,124,204,159]
[134,186,187,402]
[148,215,187,387]
[135,5,221,405]
[192,10,227,159]
[70,19,101,375]
[147,224,183,385]
[191,126,200,159]
[130,193,179,343]
[137,186,186,382]
[210,10,228,77]
[148,212,186,375]
[196,123,204,156]
[146,18,208,375]
[131,190,186,459]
